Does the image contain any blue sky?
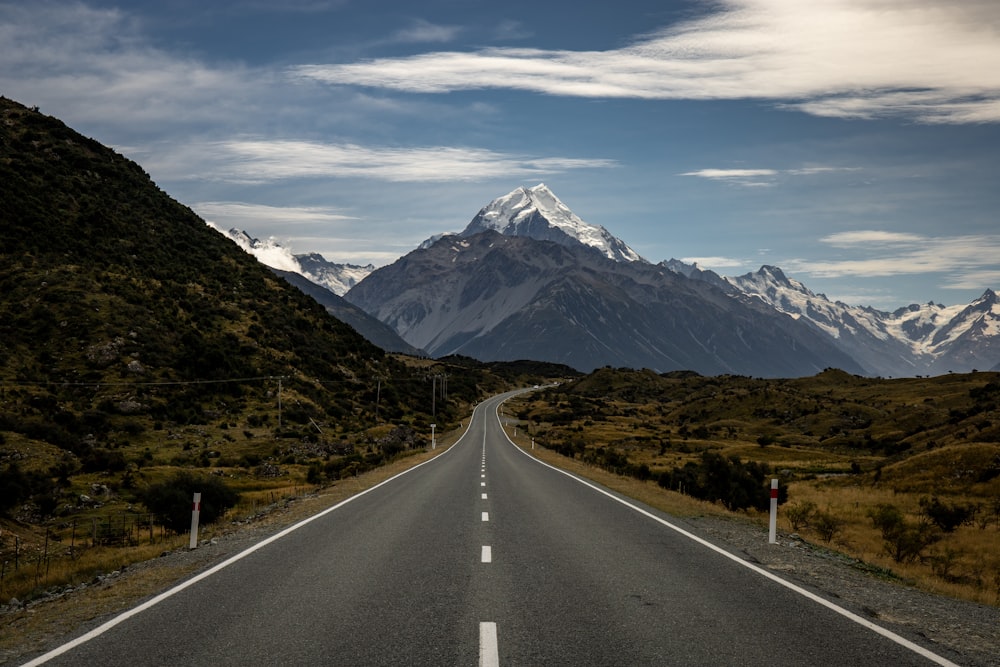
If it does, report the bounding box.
[2,0,999,309]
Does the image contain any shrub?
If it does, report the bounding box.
[920,496,975,533]
[138,471,240,533]
[867,503,940,563]
[811,509,843,543]
[0,463,31,516]
[660,452,785,511]
[786,501,817,531]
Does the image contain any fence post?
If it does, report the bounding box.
[768,478,778,544]
[189,492,202,549]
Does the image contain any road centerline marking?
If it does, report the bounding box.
[482,512,489,522]
[481,546,492,563]
[479,622,499,667]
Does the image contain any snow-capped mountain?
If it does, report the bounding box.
[211,227,414,353]
[716,265,1000,376]
[295,252,374,296]
[213,183,997,377]
[218,227,373,295]
[346,185,998,376]
[345,230,862,376]
[459,184,645,263]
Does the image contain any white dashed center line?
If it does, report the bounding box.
[482,512,489,522]
[481,546,492,563]
[479,622,499,667]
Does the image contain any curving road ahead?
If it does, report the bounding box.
[23,389,960,666]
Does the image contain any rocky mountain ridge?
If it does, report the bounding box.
[215,184,998,377]
[345,230,864,376]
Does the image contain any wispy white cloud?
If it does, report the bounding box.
[0,3,271,132]
[291,0,1000,123]
[390,19,462,44]
[680,169,778,180]
[820,230,925,247]
[786,231,1000,288]
[681,256,747,270]
[148,139,615,183]
[680,165,855,187]
[193,202,356,225]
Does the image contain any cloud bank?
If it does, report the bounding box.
[292,0,1000,123]
[790,230,1000,288]
[146,140,615,183]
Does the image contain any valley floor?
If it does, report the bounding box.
[3,450,999,667]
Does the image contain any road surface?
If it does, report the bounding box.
[23,389,960,666]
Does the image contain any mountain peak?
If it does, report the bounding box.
[461,184,645,263]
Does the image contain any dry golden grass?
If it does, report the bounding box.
[788,481,1000,605]
[0,431,465,660]
[0,428,459,606]
[505,371,1000,607]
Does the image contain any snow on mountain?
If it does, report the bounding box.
[418,232,456,250]
[345,230,862,376]
[214,226,373,295]
[209,186,999,377]
[720,266,999,375]
[460,184,645,263]
[295,253,374,296]
[222,227,303,274]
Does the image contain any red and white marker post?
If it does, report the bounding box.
[768,479,778,544]
[189,492,202,549]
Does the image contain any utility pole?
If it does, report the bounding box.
[375,377,381,422]
[277,377,282,429]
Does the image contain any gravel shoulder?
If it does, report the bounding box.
[685,514,1000,667]
[3,450,999,666]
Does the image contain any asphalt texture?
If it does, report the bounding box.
[22,390,958,666]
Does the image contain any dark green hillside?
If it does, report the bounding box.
[0,97,517,534]
[0,97,416,419]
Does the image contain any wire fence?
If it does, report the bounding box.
[0,513,168,600]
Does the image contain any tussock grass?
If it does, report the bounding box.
[507,369,1000,606]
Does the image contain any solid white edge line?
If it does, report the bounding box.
[20,403,487,667]
[494,398,961,667]
[479,621,499,667]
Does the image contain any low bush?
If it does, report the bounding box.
[138,472,240,533]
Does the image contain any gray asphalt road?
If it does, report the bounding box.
[23,390,960,666]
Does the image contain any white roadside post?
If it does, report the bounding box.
[768,479,778,544]
[189,492,202,550]
[430,423,436,450]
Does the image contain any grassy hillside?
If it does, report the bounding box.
[0,97,576,601]
[511,367,1000,604]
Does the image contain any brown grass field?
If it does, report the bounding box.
[504,369,1000,606]
[3,368,998,610]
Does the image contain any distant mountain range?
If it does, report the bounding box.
[225,184,1000,377]
[223,229,374,295]
[217,229,415,353]
[720,266,1000,377]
